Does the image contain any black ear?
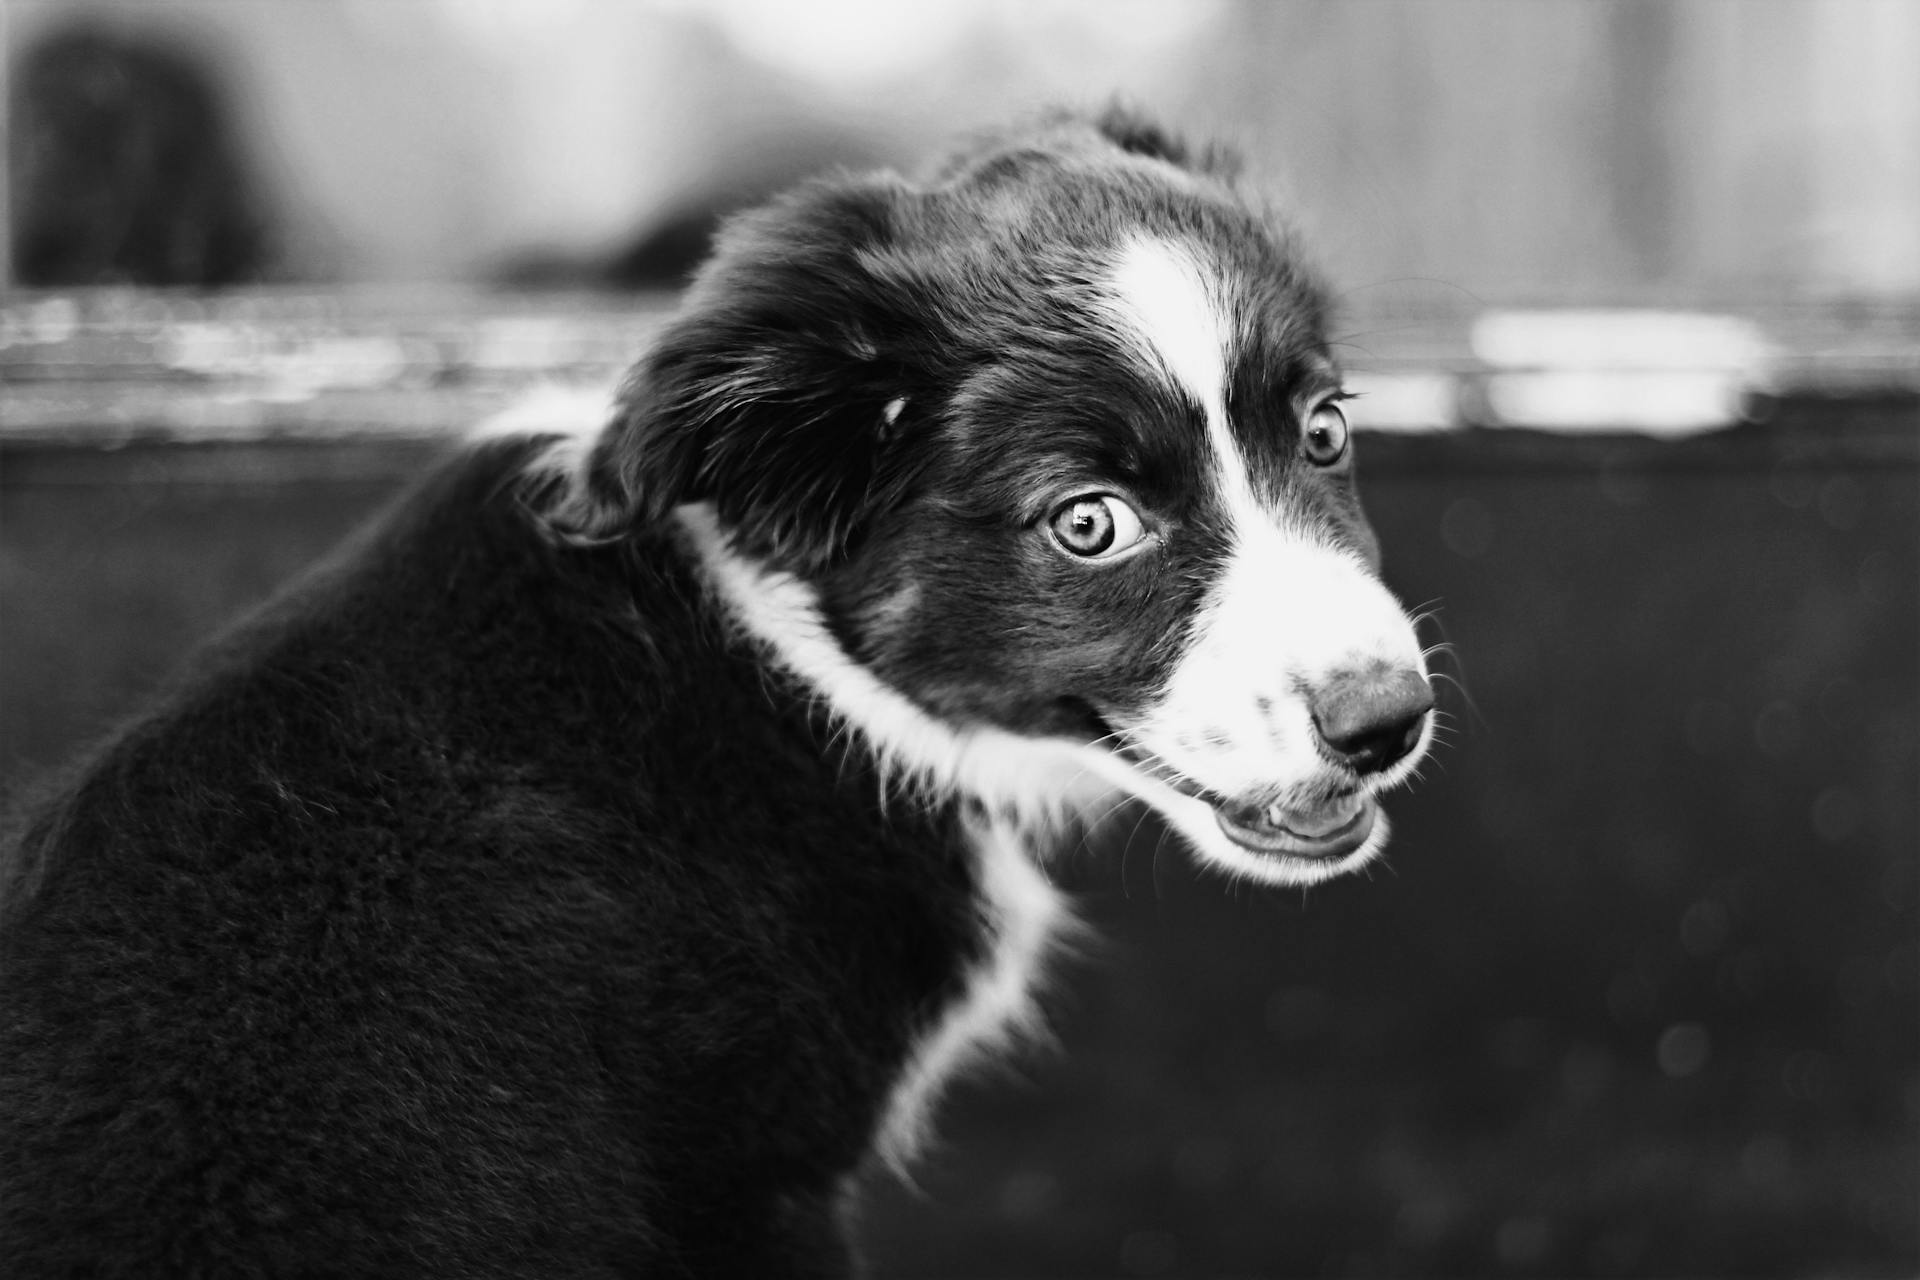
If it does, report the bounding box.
[1089,102,1243,181]
[927,103,1240,190]
[560,175,929,573]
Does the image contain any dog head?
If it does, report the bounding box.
[561,107,1434,886]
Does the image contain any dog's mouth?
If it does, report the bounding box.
[1149,766,1375,861]
[1073,703,1378,863]
[1210,790,1376,860]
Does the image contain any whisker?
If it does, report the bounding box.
[1406,605,1486,733]
[1120,805,1159,897]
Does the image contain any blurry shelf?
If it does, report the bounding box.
[0,288,672,445]
[1,287,1915,444]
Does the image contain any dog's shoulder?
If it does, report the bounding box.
[2,434,692,885]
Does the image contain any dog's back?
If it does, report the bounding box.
[0,443,985,1275]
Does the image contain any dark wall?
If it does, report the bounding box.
[2,416,1914,1277]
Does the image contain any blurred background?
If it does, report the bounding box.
[5,0,1920,295]
[2,0,1915,1275]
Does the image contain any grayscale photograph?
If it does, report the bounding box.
[1,1,1914,1276]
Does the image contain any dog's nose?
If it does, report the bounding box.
[1310,668,1433,775]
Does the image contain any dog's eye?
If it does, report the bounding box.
[1049,495,1145,559]
[1303,400,1350,466]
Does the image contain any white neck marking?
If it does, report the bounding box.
[673,504,1110,825]
[672,503,1093,1169]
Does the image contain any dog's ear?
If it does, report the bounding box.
[1089,102,1243,181]
[929,103,1240,191]
[558,175,930,572]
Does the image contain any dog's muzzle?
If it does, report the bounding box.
[1211,665,1432,861]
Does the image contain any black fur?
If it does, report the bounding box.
[0,108,1368,1276]
[0,442,981,1276]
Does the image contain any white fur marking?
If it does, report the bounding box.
[1101,238,1261,525]
[1103,237,1230,418]
[675,504,1088,1167]
[1141,522,1427,794]
[875,813,1063,1170]
[675,505,1111,826]
[1114,518,1433,886]
[1095,240,1431,887]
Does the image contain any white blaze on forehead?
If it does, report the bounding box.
[1102,237,1229,414]
[1099,236,1261,523]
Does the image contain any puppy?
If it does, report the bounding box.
[0,108,1433,1277]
